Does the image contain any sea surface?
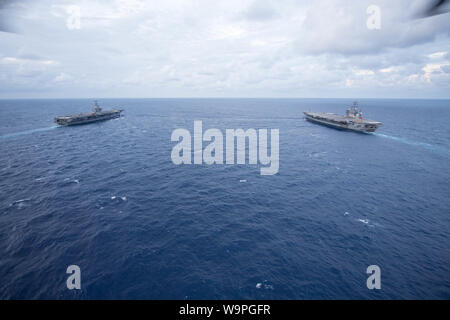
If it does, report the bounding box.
[0,98,449,299]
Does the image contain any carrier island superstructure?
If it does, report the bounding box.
[54,101,123,126]
[303,102,382,133]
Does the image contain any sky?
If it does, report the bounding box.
[0,0,450,99]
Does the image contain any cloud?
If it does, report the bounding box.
[53,72,73,82]
[295,0,450,55]
[355,69,375,76]
[428,51,448,59]
[242,0,279,21]
[0,0,449,98]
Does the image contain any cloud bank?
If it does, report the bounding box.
[0,0,449,98]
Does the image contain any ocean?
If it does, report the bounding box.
[0,98,449,299]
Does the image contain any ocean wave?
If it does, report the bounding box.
[256,280,274,290]
[357,218,370,224]
[111,195,127,201]
[9,198,32,209]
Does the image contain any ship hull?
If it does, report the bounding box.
[54,110,122,126]
[304,112,381,133]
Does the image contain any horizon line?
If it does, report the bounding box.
[1,97,450,100]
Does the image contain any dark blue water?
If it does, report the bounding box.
[0,98,449,299]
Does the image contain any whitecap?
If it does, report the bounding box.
[256,280,274,290]
[264,283,274,290]
[10,199,31,209]
[357,219,369,224]
[240,179,247,183]
[121,196,127,201]
[111,196,116,200]
[10,198,31,205]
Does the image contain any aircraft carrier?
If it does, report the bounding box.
[54,101,123,126]
[304,102,382,133]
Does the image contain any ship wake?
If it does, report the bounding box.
[0,126,59,140]
[371,133,450,157]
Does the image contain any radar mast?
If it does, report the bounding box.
[93,100,102,113]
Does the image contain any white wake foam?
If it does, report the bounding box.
[0,126,59,140]
[372,133,450,156]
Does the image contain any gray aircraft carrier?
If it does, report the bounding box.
[304,102,382,133]
[54,101,123,126]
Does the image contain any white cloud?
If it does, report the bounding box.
[427,51,448,59]
[1,56,56,65]
[211,24,246,40]
[379,67,394,73]
[355,69,375,76]
[53,72,73,83]
[0,0,449,98]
